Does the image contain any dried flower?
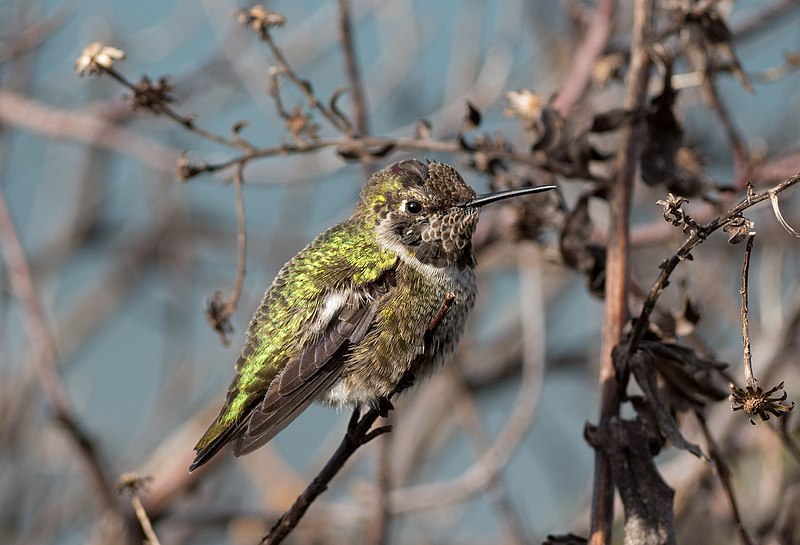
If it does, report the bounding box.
[655,193,699,231]
[235,5,286,39]
[205,290,234,345]
[464,132,511,174]
[176,153,206,182]
[286,105,319,144]
[75,42,125,76]
[115,472,151,495]
[729,381,795,425]
[592,52,626,87]
[504,89,543,131]
[130,75,174,113]
[723,215,755,244]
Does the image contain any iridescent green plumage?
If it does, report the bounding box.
[193,222,397,454]
[190,160,556,471]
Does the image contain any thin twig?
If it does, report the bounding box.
[102,66,253,152]
[0,89,178,173]
[700,76,751,187]
[259,293,456,545]
[131,494,162,545]
[627,173,800,356]
[118,474,163,545]
[451,372,530,545]
[590,2,654,544]
[192,134,604,183]
[0,189,119,512]
[365,422,392,545]
[695,413,755,545]
[740,233,756,387]
[551,0,616,117]
[205,163,248,344]
[337,0,369,137]
[260,30,352,136]
[336,0,372,181]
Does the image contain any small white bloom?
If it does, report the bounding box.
[504,89,543,130]
[75,42,125,76]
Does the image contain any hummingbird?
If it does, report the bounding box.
[190,159,556,471]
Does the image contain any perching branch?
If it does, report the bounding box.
[259,293,455,545]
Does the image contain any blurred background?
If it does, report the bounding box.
[1,1,800,544]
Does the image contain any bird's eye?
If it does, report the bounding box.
[405,201,423,214]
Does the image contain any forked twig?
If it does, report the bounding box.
[627,172,800,356]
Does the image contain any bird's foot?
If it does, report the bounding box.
[375,397,394,418]
[394,371,416,395]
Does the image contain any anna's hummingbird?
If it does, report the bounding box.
[190,159,555,471]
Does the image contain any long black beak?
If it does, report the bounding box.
[462,185,558,208]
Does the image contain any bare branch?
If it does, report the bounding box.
[205,163,248,344]
[117,473,163,545]
[0,89,178,173]
[740,233,757,388]
[551,0,616,117]
[337,0,369,137]
[0,188,119,513]
[590,2,654,544]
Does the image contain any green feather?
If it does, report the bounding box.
[194,219,397,450]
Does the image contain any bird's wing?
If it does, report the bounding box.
[189,223,399,472]
[189,285,385,471]
[232,291,381,456]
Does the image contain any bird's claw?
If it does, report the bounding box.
[376,397,394,417]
